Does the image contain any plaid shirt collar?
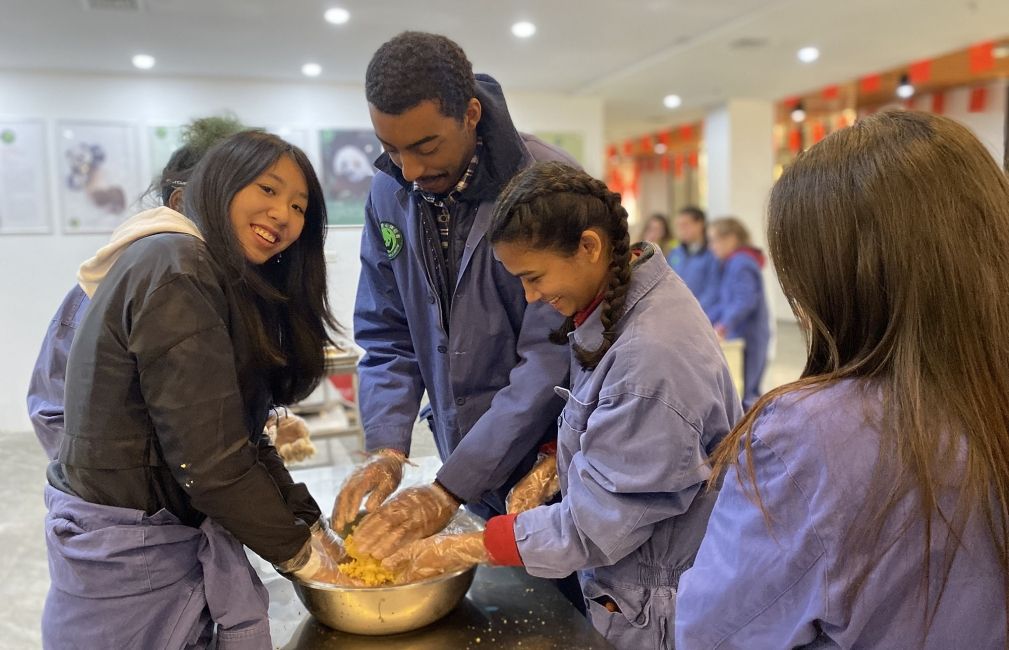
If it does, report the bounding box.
[415,137,483,206]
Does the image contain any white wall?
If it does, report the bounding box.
[0,70,604,432]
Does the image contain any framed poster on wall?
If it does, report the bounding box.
[57,120,142,234]
[0,119,50,234]
[318,128,382,227]
[533,131,586,166]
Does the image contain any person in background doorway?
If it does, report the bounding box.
[677,110,1009,648]
[667,206,719,318]
[639,212,676,257]
[707,217,770,410]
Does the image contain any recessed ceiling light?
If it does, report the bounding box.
[797,46,820,63]
[663,94,682,109]
[324,7,350,24]
[512,21,536,38]
[302,62,322,77]
[132,54,155,70]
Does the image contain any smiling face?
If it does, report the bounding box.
[493,230,611,318]
[228,154,308,265]
[369,98,481,195]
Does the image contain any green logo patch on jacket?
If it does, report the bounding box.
[380,222,404,260]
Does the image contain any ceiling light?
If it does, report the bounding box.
[132,54,155,70]
[324,7,350,24]
[511,21,536,38]
[797,46,819,63]
[302,62,322,77]
[663,94,682,109]
[896,73,914,99]
[791,101,806,123]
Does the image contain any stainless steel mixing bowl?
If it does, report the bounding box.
[291,510,482,635]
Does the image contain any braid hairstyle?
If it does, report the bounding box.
[489,161,631,370]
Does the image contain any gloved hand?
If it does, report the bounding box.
[383,531,486,582]
[265,411,316,464]
[284,520,346,583]
[332,449,407,533]
[350,483,461,560]
[506,453,560,514]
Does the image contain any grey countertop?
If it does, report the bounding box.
[258,456,612,649]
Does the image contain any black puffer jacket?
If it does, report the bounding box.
[55,232,318,564]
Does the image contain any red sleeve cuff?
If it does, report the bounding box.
[484,514,524,566]
[538,441,557,456]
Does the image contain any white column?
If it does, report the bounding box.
[703,99,791,325]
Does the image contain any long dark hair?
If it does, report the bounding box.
[183,130,339,404]
[489,161,631,370]
[710,110,1009,634]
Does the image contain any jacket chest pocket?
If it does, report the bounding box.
[553,386,595,443]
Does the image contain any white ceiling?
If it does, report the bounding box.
[2,0,1008,140]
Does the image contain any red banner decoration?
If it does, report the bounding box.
[622,140,634,157]
[969,41,995,74]
[688,151,699,168]
[860,74,881,93]
[909,60,931,84]
[969,86,988,113]
[931,91,946,115]
[659,130,672,147]
[673,154,684,178]
[660,155,671,173]
[822,85,840,100]
[679,124,695,141]
[788,129,802,154]
[640,135,653,153]
[811,121,826,143]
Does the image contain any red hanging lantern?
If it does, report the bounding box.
[811,121,826,143]
[660,155,671,173]
[788,129,802,154]
[673,154,684,178]
[822,85,840,100]
[969,86,988,113]
[909,60,932,84]
[622,140,634,157]
[679,124,694,141]
[606,145,618,159]
[659,130,672,147]
[688,151,699,168]
[931,91,946,115]
[640,135,653,153]
[969,42,995,74]
[860,74,881,93]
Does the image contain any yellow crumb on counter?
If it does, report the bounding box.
[339,535,397,586]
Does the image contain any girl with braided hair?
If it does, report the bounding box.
[384,161,741,650]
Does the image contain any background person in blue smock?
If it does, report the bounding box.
[27,115,245,460]
[676,111,1009,648]
[707,217,770,410]
[384,162,742,650]
[667,206,720,318]
[334,32,576,567]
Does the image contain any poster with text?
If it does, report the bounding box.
[0,120,50,234]
[57,121,142,233]
[318,128,382,226]
[533,131,586,167]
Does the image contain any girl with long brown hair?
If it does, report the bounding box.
[675,110,1009,648]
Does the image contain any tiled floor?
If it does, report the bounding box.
[0,320,805,649]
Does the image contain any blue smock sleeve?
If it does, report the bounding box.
[512,388,711,578]
[353,194,426,455]
[675,422,827,648]
[436,300,568,503]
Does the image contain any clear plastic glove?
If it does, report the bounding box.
[350,483,460,560]
[383,531,487,582]
[332,449,407,533]
[265,411,316,464]
[287,521,346,583]
[506,454,560,514]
